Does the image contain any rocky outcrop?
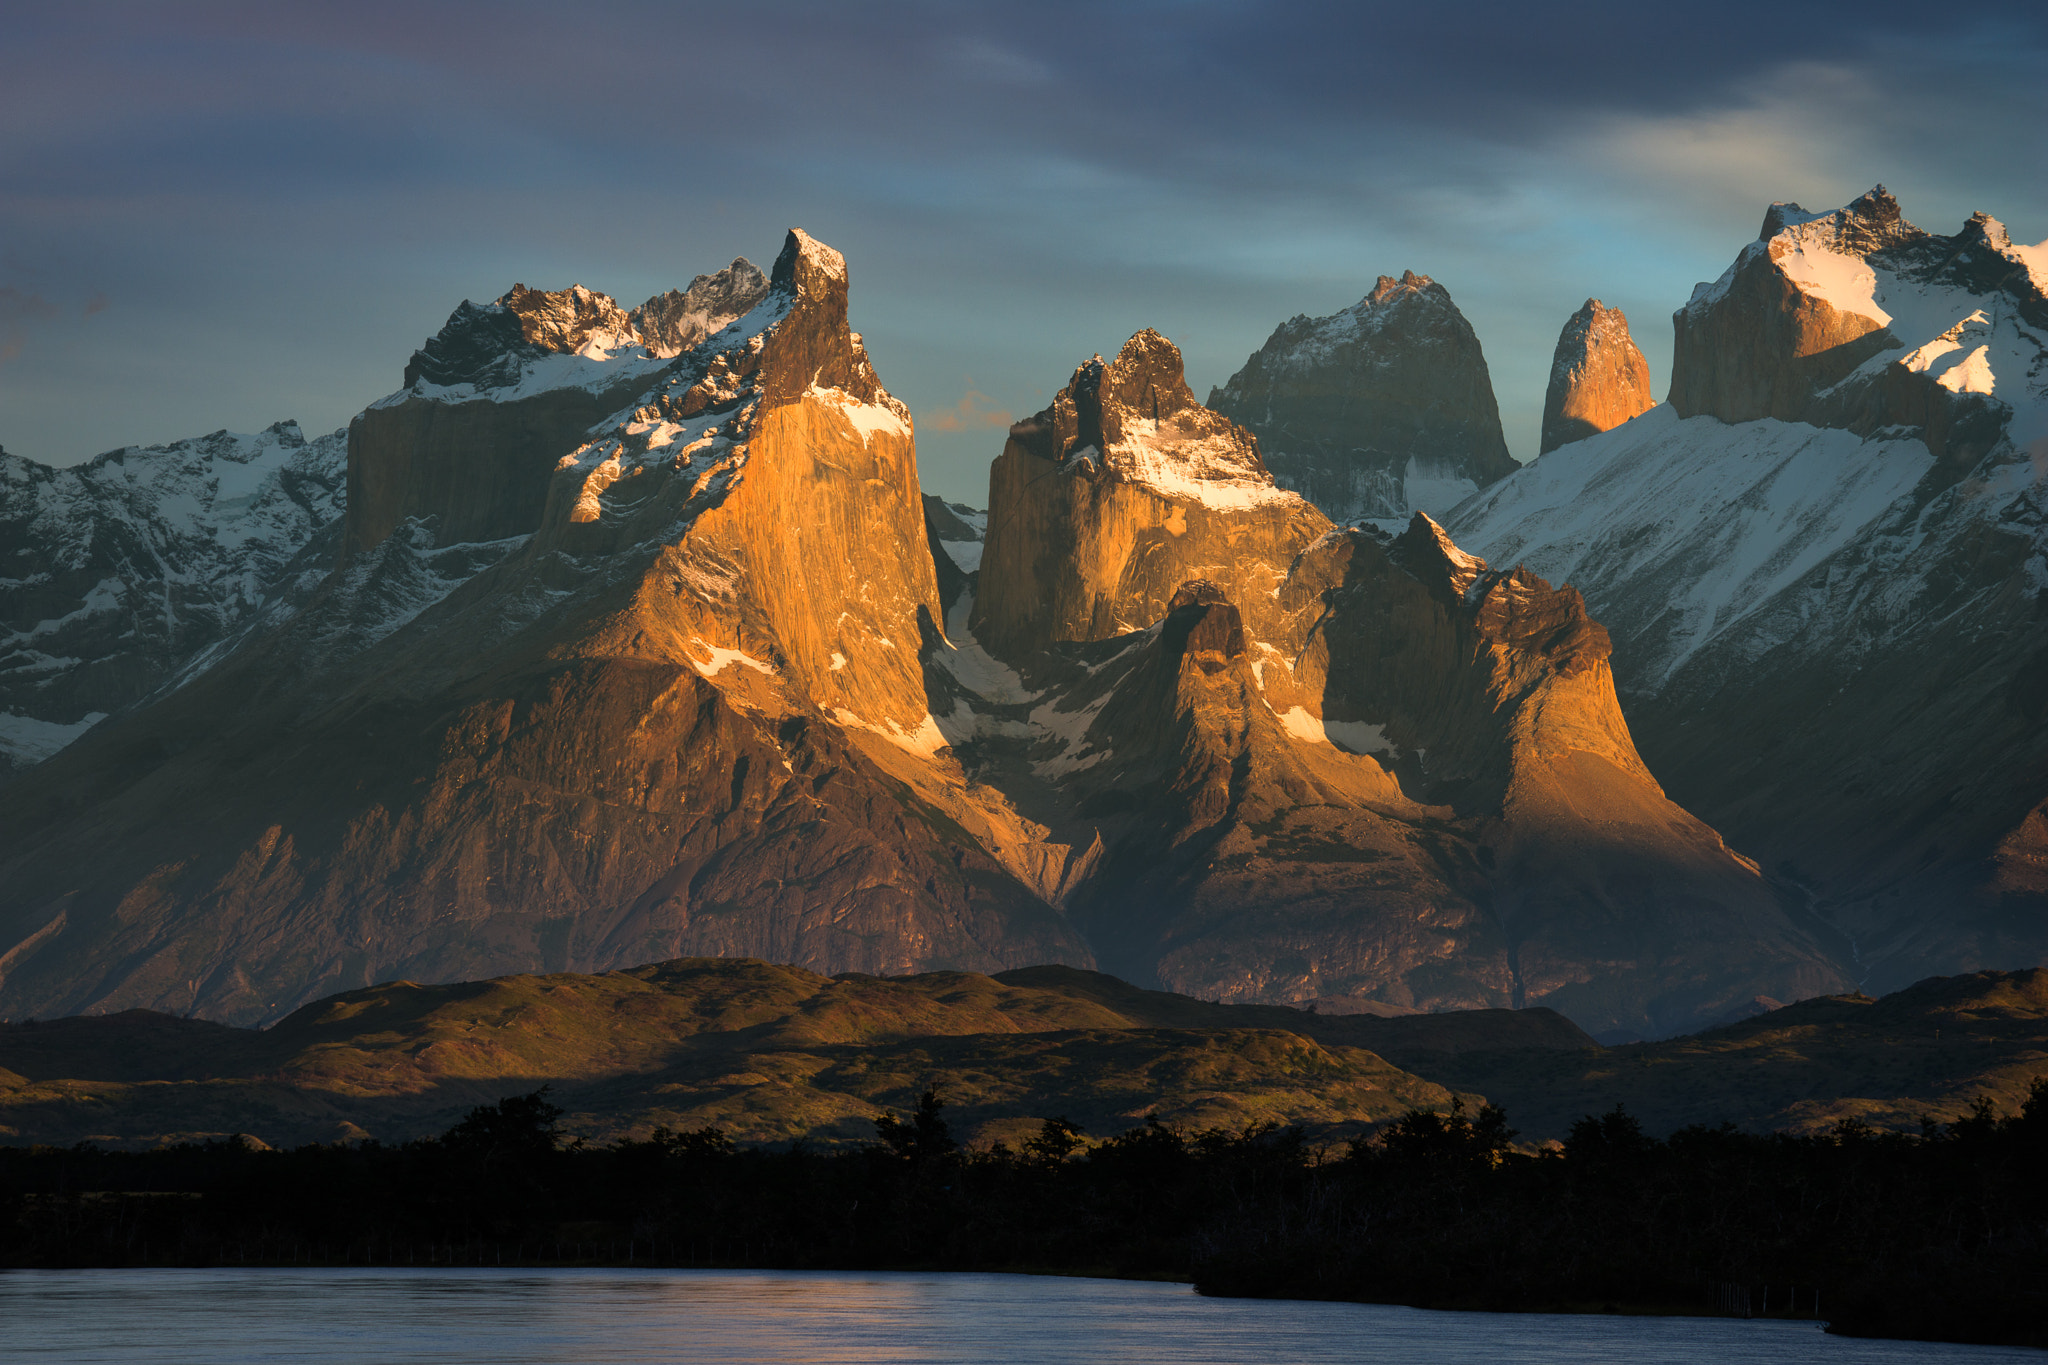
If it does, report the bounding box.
[1454,187,2048,994]
[0,423,346,776]
[1668,186,2037,472]
[954,509,1845,1036]
[1539,300,1654,453]
[921,493,982,614]
[973,330,1330,670]
[630,260,771,357]
[0,235,1892,1040]
[942,330,1846,1035]
[1208,272,1516,523]
[348,260,767,560]
[0,232,1089,1026]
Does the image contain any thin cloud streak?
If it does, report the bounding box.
[0,2,2040,501]
[923,388,1017,434]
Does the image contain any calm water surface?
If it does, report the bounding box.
[2,1268,2037,1364]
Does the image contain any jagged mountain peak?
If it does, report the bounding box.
[775,226,849,293]
[1008,328,1284,508]
[1207,269,1513,524]
[397,259,770,399]
[972,326,1328,662]
[499,282,638,354]
[1672,185,2046,465]
[1099,328,1204,423]
[630,259,769,358]
[1540,298,1654,454]
[1364,269,1439,306]
[400,285,632,392]
[1750,184,1921,256]
[1388,510,1488,598]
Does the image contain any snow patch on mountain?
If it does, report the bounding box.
[690,642,776,677]
[0,710,106,769]
[0,421,347,761]
[939,539,984,572]
[2013,238,2048,294]
[805,384,911,444]
[1451,406,1937,686]
[1776,234,1890,324]
[1107,419,1299,512]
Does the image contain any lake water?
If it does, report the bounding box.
[1,1268,2037,1363]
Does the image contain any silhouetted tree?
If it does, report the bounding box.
[872,1085,956,1166]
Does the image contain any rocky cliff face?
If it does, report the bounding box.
[0,423,346,776]
[0,232,1089,1026]
[1453,187,2048,993]
[973,330,1330,675]
[1540,300,1654,453]
[631,260,772,357]
[347,260,768,560]
[0,234,1895,1039]
[936,334,1846,1035]
[1668,187,2034,470]
[1208,272,1517,524]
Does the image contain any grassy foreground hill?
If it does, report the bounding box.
[3,959,2044,1150]
[0,960,1589,1149]
[1435,969,2048,1138]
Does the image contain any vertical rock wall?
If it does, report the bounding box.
[1539,300,1654,454]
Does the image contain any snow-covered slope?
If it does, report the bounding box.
[0,422,346,774]
[386,261,768,409]
[1451,405,1938,689]
[1451,187,2048,990]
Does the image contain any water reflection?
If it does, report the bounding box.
[2,1269,2035,1364]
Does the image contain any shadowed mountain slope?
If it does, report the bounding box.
[1452,188,2048,993]
[1208,271,1516,524]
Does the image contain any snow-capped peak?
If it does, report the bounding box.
[382,262,770,410]
[785,228,847,284]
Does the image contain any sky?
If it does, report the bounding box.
[2,2,2044,505]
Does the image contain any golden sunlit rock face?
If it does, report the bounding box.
[954,328,1846,1034]
[0,232,1089,1027]
[972,330,1329,678]
[1538,299,1654,453]
[0,238,1857,1040]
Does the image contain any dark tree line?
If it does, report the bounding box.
[4,1084,2044,1348]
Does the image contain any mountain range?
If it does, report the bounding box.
[1,187,2041,1045]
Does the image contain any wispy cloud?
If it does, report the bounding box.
[923,387,1014,433]
[0,287,58,364]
